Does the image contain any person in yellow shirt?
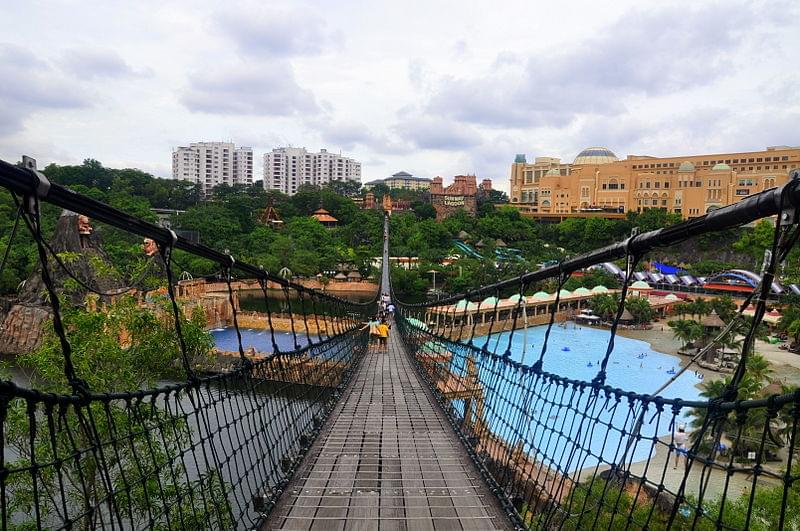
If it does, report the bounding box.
[377,319,390,352]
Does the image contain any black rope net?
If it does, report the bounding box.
[393,178,800,529]
[0,160,377,529]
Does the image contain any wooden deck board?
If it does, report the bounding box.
[264,327,511,530]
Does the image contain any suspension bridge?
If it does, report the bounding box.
[0,157,798,529]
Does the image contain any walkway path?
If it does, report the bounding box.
[264,217,511,530]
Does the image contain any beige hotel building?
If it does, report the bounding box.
[509,145,800,220]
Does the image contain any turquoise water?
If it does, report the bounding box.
[462,323,703,473]
[211,328,317,353]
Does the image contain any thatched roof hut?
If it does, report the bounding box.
[619,309,635,324]
[702,310,725,329]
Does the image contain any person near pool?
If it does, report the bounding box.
[674,424,689,469]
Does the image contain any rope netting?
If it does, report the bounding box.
[393,174,800,529]
[0,159,376,529]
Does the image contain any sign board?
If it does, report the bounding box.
[443,195,465,207]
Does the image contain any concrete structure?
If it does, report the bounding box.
[363,171,432,191]
[430,175,479,220]
[263,147,361,195]
[509,146,800,219]
[172,142,253,196]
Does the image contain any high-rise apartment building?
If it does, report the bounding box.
[172,142,253,195]
[263,148,361,195]
[509,146,800,220]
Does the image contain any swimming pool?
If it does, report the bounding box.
[211,328,317,353]
[459,324,703,473]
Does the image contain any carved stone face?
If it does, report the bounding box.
[77,215,93,234]
[142,238,159,256]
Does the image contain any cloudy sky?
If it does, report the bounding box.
[1,0,798,191]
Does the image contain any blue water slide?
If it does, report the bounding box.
[452,240,484,259]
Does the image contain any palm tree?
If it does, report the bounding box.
[693,297,711,319]
[745,353,772,384]
[669,319,702,349]
[711,296,737,322]
[589,294,617,320]
[626,296,654,324]
[672,302,692,319]
[778,307,800,334]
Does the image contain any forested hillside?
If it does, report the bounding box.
[0,159,794,299]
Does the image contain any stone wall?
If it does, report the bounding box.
[0,304,51,354]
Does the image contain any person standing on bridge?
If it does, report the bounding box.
[362,316,381,351]
[377,318,390,352]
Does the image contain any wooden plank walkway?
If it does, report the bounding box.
[263,329,512,530]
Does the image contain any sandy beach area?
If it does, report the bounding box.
[617,318,800,387]
[591,318,790,503]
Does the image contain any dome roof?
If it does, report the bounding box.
[508,294,522,303]
[532,291,550,299]
[545,168,560,176]
[574,147,618,165]
[574,287,592,295]
[591,285,609,293]
[631,280,652,289]
[712,163,732,171]
[677,161,695,172]
[665,294,680,301]
[558,289,572,297]
[481,296,499,307]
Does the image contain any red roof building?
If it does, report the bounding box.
[311,208,338,227]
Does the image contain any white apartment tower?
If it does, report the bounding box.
[263,147,361,195]
[172,142,253,195]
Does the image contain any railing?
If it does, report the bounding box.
[0,158,376,529]
[394,173,800,530]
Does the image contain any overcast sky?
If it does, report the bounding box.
[1,0,798,192]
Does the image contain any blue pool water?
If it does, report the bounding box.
[462,323,703,473]
[211,328,317,353]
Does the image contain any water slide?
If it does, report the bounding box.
[452,240,484,259]
[452,240,524,262]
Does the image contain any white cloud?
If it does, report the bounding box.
[182,62,319,116]
[0,0,797,183]
[0,44,90,136]
[60,47,148,79]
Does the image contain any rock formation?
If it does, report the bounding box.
[0,211,126,354]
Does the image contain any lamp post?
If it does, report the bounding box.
[427,270,439,300]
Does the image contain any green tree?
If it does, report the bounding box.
[412,202,437,220]
[668,319,703,348]
[626,296,654,324]
[710,295,737,322]
[786,319,800,351]
[4,296,228,529]
[733,219,775,259]
[589,294,618,320]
